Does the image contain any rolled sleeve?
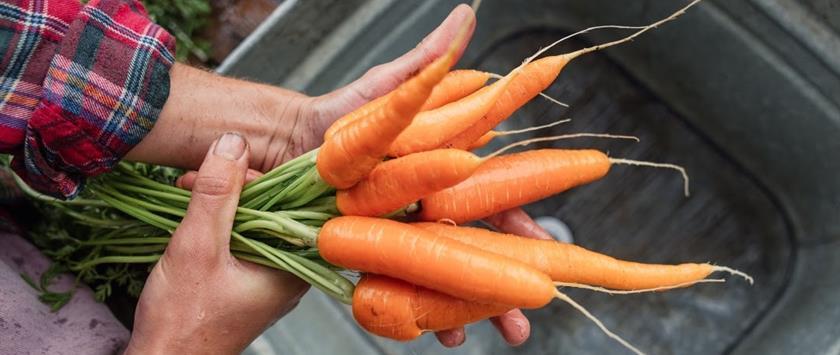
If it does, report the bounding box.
[12,0,175,198]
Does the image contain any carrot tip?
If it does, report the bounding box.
[554,279,726,295]
[712,266,754,285]
[553,290,646,355]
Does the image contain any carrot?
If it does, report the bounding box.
[336,149,481,217]
[316,23,471,189]
[420,149,609,223]
[387,66,522,157]
[419,149,688,224]
[420,69,490,111]
[443,0,701,150]
[317,216,555,308]
[413,223,752,290]
[466,130,498,151]
[352,274,511,341]
[322,94,390,141]
[323,70,490,141]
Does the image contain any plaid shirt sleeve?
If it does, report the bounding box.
[0,0,175,198]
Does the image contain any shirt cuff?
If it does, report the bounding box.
[14,0,176,198]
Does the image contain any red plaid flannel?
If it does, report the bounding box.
[0,0,175,198]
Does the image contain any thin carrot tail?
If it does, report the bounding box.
[486,133,639,159]
[555,279,726,295]
[554,290,646,355]
[608,158,690,197]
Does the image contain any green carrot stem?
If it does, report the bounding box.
[82,237,171,246]
[105,244,167,254]
[70,255,161,270]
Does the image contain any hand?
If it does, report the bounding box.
[434,208,553,347]
[126,4,476,173]
[125,133,308,355]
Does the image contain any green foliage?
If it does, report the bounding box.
[79,0,213,62]
[143,0,213,62]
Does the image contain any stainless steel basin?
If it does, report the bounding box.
[221,1,840,354]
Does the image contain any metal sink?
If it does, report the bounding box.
[220,1,840,354]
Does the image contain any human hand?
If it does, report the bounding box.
[125,133,308,355]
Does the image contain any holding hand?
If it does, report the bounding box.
[126,133,307,354]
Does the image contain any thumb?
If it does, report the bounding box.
[315,4,476,120]
[167,132,249,263]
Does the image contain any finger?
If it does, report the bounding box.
[320,4,476,116]
[434,327,466,348]
[483,208,553,240]
[168,132,249,262]
[177,169,263,190]
[490,309,531,347]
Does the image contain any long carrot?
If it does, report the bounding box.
[387,66,522,157]
[323,70,490,140]
[336,149,481,217]
[352,274,511,341]
[317,216,555,308]
[419,149,688,224]
[316,23,471,189]
[413,223,751,290]
[444,0,701,150]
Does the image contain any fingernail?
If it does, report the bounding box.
[214,133,246,160]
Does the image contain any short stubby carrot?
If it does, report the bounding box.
[316,23,470,189]
[414,223,715,290]
[420,69,490,111]
[336,149,482,217]
[419,149,610,224]
[352,274,512,341]
[387,66,520,157]
[318,216,555,308]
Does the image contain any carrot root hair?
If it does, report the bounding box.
[494,118,571,136]
[608,158,690,197]
[712,266,754,285]
[487,72,570,108]
[554,290,645,355]
[554,279,726,295]
[487,133,640,159]
[530,0,703,63]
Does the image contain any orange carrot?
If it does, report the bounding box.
[465,130,499,150]
[420,149,611,224]
[336,149,481,217]
[444,0,701,150]
[316,24,470,189]
[387,67,521,157]
[323,70,489,141]
[323,94,390,141]
[318,216,555,308]
[420,69,490,111]
[413,223,736,290]
[352,274,511,341]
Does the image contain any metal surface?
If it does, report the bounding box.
[228,1,840,354]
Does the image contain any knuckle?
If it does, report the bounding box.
[191,175,235,197]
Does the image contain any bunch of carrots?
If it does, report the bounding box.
[12,0,750,353]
